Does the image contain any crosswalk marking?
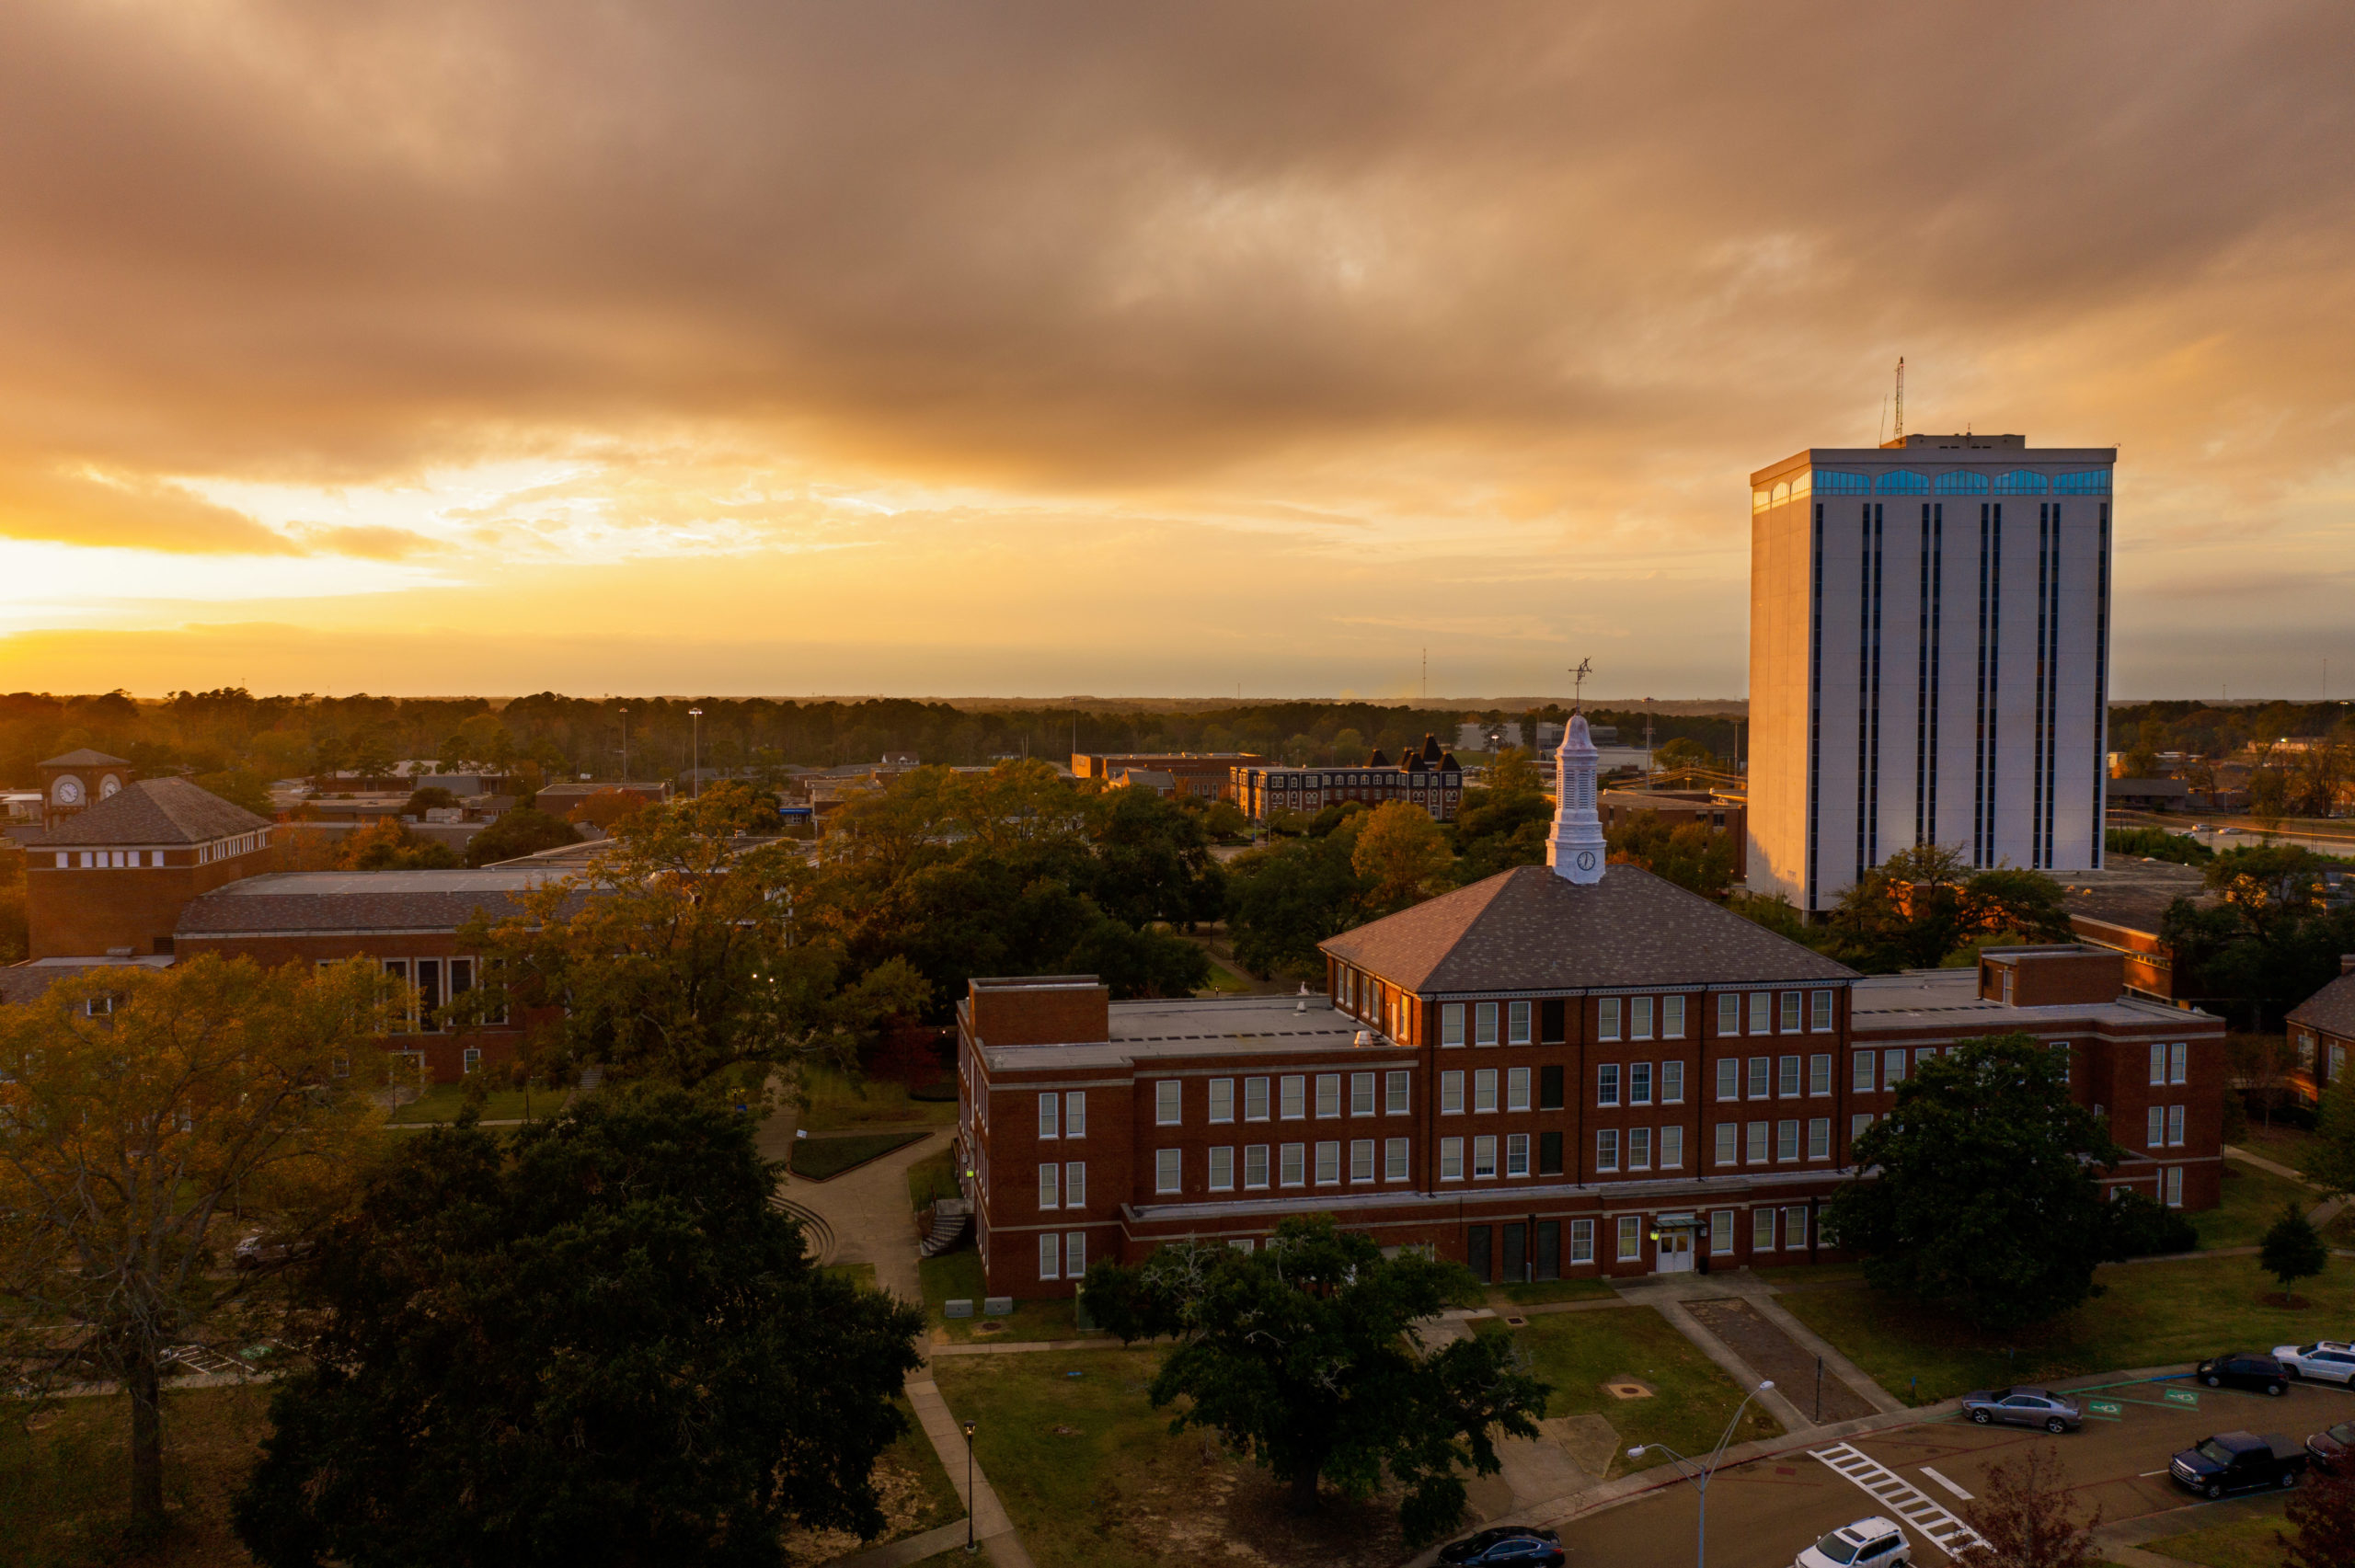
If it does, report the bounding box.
[1808,1442,1989,1561]
[1920,1466,1973,1501]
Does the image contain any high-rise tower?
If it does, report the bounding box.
[1545,712,1607,883]
[1748,432,2117,913]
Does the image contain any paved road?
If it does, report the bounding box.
[1553,1375,2355,1567]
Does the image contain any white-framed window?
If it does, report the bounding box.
[1064,1231,1086,1277]
[2148,1043,2166,1086]
[1384,1137,1409,1181]
[1281,1143,1306,1186]
[1664,995,1687,1038]
[1661,1126,1684,1168]
[1917,1047,1939,1071]
[1853,1051,1876,1093]
[1807,1118,1831,1161]
[1598,1064,1621,1106]
[2146,1106,2165,1150]
[1507,1066,1531,1112]
[1155,1148,1181,1193]
[1350,1072,1375,1115]
[1596,1128,1620,1171]
[1710,1210,1735,1254]
[1632,996,1655,1040]
[1476,1001,1500,1046]
[2170,1043,2188,1085]
[2335,1044,2349,1084]
[1851,1111,1874,1140]
[1474,1068,1499,1112]
[1661,1060,1685,1104]
[1809,1054,1832,1095]
[2167,1104,2186,1146]
[1781,992,1801,1033]
[1245,1077,1270,1120]
[1885,1048,1908,1085]
[1155,1081,1181,1126]
[1717,992,1740,1035]
[1385,1070,1410,1114]
[1350,1139,1375,1182]
[1569,1218,1596,1265]
[1811,990,1834,1031]
[1472,1135,1498,1178]
[1209,1079,1235,1123]
[1040,1233,1061,1279]
[1208,1147,1234,1190]
[1778,1056,1802,1097]
[1441,1070,1465,1114]
[1630,1062,1654,1105]
[1716,1058,1739,1101]
[1748,1057,1770,1099]
[1246,1145,1270,1188]
[1616,1216,1643,1261]
[1066,1162,1086,1207]
[462,1046,481,1074]
[1039,1164,1060,1208]
[1280,1075,1306,1118]
[1715,1123,1738,1166]
[1315,1074,1341,1117]
[1628,1127,1652,1170]
[2053,1042,2073,1084]
[1777,1120,1800,1162]
[1783,1207,1809,1249]
[1746,1121,1769,1164]
[1441,1002,1465,1047]
[2165,1166,2184,1207]
[1509,1000,1532,1045]
[1752,1207,1775,1251]
[1440,1137,1465,1181]
[1599,997,1623,1041]
[1749,991,1771,1034]
[1506,1132,1530,1176]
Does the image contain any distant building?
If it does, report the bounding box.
[1109,768,1178,797]
[1232,735,1464,822]
[2108,778,2192,812]
[1072,751,1265,800]
[22,778,277,958]
[1750,432,2118,912]
[36,749,136,828]
[1598,788,1750,879]
[2289,957,2355,1095]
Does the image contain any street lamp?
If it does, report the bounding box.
[1627,1379,1775,1568]
[962,1419,978,1553]
[688,707,704,798]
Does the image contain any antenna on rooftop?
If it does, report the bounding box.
[1893,356,1905,441]
[1569,658,1592,713]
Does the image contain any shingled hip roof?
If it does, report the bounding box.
[2289,973,2355,1041]
[33,777,270,847]
[40,748,132,768]
[1320,863,1857,992]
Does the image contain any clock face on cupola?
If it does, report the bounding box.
[36,748,135,824]
[99,774,121,798]
[53,775,83,805]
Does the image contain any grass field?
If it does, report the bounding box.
[822,1262,880,1291]
[1780,1253,2355,1405]
[381,1082,554,1124]
[1489,1277,1621,1308]
[798,1065,959,1132]
[2234,1122,2315,1168]
[907,1145,961,1211]
[1487,1307,1780,1476]
[2142,1510,2293,1567]
[789,1129,928,1181]
[2198,1158,2322,1250]
[919,1251,1099,1343]
[1,1384,272,1568]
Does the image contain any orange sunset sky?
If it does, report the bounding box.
[0,2,2349,700]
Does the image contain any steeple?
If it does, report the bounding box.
[1546,712,1607,884]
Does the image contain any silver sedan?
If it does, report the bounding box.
[1959,1387,2082,1434]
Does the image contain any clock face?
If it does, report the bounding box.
[1576,850,1597,871]
[53,776,83,805]
[99,774,121,797]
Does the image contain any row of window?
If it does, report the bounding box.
[378,956,503,1033]
[1155,1139,1414,1193]
[1039,1230,1088,1279]
[1143,1071,1413,1128]
[1036,1092,1088,1138]
[1434,990,1838,1047]
[2147,1043,2191,1086]
[1711,1054,1835,1101]
[2146,1104,2188,1150]
[1714,1118,1836,1165]
[1442,1065,1561,1114]
[1038,1162,1087,1209]
[1755,469,2110,509]
[1582,1207,1811,1262]
[1593,1126,1684,1173]
[52,848,168,868]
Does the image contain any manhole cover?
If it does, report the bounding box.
[1506,1316,1529,1326]
[1604,1380,1655,1401]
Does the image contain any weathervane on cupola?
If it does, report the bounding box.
[1547,658,1607,885]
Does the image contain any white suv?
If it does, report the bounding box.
[1797,1517,1912,1568]
[2273,1341,2355,1383]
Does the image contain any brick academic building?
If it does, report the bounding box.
[1231,733,1465,822]
[957,715,2223,1297]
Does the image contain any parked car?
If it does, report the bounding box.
[2272,1342,2355,1384]
[1795,1516,1912,1568]
[1438,1527,1564,1565]
[2196,1353,2291,1395]
[232,1231,312,1270]
[2169,1431,2308,1498]
[2305,1419,2355,1473]
[1959,1386,2083,1434]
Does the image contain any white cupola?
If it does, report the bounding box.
[1545,712,1607,884]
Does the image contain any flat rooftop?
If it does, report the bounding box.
[1851,968,2202,1030]
[981,994,1400,1071]
[211,869,558,896]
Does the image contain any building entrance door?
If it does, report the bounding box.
[1655,1228,1694,1274]
[1500,1222,1527,1283]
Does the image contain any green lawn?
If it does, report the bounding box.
[2234,1122,2315,1169]
[1487,1308,1779,1476]
[907,1145,961,1211]
[919,1251,1101,1344]
[1488,1277,1623,1308]
[822,1262,879,1291]
[798,1065,959,1132]
[383,1082,556,1124]
[2198,1158,2320,1251]
[1780,1253,2355,1405]
[0,1383,274,1568]
[789,1129,928,1181]
[2143,1511,2293,1567]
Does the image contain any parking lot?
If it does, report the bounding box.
[1557,1375,2355,1566]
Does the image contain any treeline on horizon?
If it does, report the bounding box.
[0,689,1752,789]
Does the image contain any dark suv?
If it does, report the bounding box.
[2197,1353,2292,1396]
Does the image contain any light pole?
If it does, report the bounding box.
[962,1419,977,1553]
[1628,1379,1775,1568]
[689,707,704,798]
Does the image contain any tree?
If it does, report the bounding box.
[2306,1067,2355,1195]
[1962,867,2074,944]
[1652,736,1714,773]
[195,766,276,818]
[1352,800,1453,913]
[2161,847,2355,1029]
[233,1089,925,1568]
[1959,1445,2103,1568]
[0,956,388,1534]
[338,816,464,870]
[401,784,459,816]
[1484,746,1543,798]
[465,805,580,866]
[1082,1216,1548,1544]
[2260,1200,2327,1305]
[1824,1034,2125,1333]
[1452,784,1553,883]
[1224,834,1367,978]
[1605,811,1738,899]
[2281,1461,2355,1568]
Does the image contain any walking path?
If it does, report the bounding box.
[1612,1269,1906,1434]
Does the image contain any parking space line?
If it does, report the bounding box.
[1919,1467,1972,1501]
[1808,1443,1989,1561]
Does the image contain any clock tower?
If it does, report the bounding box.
[38,749,135,829]
[1545,713,1607,884]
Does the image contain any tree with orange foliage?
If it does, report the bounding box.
[565,786,649,830]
